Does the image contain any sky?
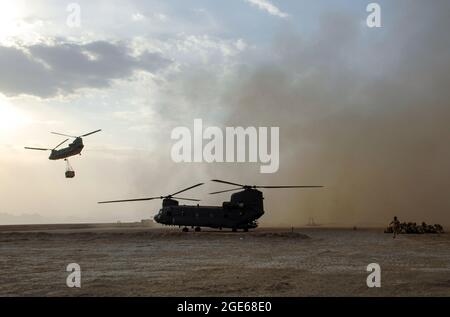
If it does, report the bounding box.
[0,0,449,226]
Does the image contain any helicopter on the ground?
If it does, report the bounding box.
[24,129,101,178]
[98,179,323,232]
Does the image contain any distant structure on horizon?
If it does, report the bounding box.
[306,217,321,227]
[140,219,154,226]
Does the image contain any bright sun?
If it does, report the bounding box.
[0,1,26,41]
[0,97,30,131]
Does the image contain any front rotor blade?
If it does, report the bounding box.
[53,138,69,150]
[256,185,324,189]
[81,129,102,137]
[98,197,160,204]
[211,179,244,187]
[171,197,201,202]
[24,147,50,151]
[170,183,204,197]
[51,132,76,138]
[209,188,242,195]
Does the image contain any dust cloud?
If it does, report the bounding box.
[198,1,450,227]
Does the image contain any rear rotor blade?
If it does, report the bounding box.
[51,132,77,138]
[171,197,201,202]
[170,183,204,197]
[53,139,69,150]
[211,179,244,187]
[98,197,160,204]
[209,188,242,195]
[81,129,102,137]
[24,147,50,151]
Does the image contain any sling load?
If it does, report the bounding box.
[65,159,75,178]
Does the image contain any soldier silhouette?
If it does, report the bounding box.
[390,216,401,238]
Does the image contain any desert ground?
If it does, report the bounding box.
[0,224,449,296]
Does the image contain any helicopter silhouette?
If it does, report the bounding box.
[24,129,101,178]
[98,179,323,232]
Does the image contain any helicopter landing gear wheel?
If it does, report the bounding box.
[194,227,201,232]
[182,227,189,232]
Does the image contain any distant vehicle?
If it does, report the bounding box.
[98,179,323,232]
[25,129,101,178]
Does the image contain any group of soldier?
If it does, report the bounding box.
[386,216,444,238]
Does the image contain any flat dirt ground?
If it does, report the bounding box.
[0,224,449,296]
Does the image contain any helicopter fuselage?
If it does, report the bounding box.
[153,189,265,230]
[49,138,84,160]
[98,180,322,232]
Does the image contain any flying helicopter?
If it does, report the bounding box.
[98,179,323,232]
[24,129,101,178]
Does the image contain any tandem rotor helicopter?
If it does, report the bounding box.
[98,179,323,232]
[24,129,101,178]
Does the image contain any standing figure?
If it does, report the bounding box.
[390,216,401,238]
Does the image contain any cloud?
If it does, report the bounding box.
[123,1,449,227]
[132,12,167,23]
[245,0,288,18]
[0,40,172,98]
[211,1,450,226]
[131,34,247,68]
[132,13,145,22]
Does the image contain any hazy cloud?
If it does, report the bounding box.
[212,1,450,226]
[0,40,172,98]
[245,0,288,18]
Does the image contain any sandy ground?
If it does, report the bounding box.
[0,224,449,297]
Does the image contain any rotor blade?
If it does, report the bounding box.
[211,179,244,187]
[170,183,204,197]
[255,186,324,189]
[51,132,77,138]
[98,197,160,204]
[81,129,102,137]
[24,147,50,151]
[53,138,69,150]
[209,188,242,195]
[171,197,201,202]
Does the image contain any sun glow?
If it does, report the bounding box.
[0,1,26,42]
[0,97,30,131]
